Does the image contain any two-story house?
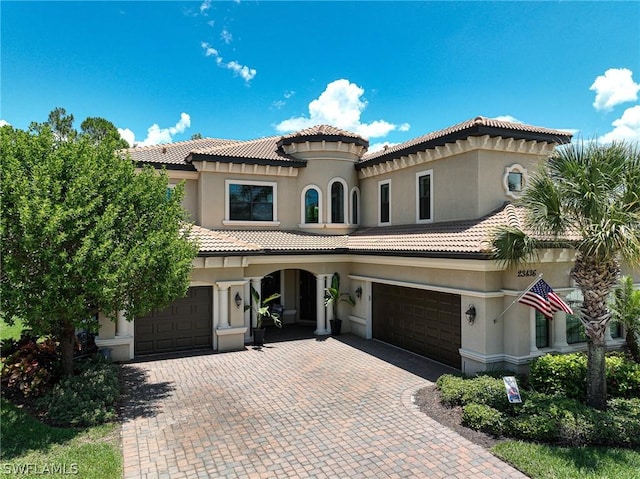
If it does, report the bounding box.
[96,116,630,374]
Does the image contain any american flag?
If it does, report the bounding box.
[518,278,573,319]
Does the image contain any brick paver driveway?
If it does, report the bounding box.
[120,334,527,479]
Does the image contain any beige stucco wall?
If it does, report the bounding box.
[358,147,553,227]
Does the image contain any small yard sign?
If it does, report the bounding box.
[503,376,522,403]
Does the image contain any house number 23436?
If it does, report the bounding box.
[517,269,537,277]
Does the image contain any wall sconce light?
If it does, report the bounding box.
[355,287,363,299]
[465,304,476,324]
[235,292,242,308]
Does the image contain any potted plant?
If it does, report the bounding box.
[324,272,355,336]
[244,286,282,346]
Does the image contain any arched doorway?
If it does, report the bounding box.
[255,269,317,341]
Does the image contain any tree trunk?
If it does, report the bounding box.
[571,254,619,411]
[586,340,607,410]
[60,319,76,376]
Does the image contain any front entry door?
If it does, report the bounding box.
[299,270,317,321]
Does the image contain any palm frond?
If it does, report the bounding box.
[489,225,540,268]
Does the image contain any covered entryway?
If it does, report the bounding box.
[135,286,213,355]
[372,283,461,368]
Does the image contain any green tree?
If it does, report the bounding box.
[1,121,198,375]
[80,116,130,149]
[491,140,640,410]
[29,107,77,141]
[610,276,640,362]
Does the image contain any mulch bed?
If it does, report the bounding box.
[413,384,507,450]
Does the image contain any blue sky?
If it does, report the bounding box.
[2,1,639,151]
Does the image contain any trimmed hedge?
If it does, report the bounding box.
[436,353,640,448]
[462,403,505,436]
[529,352,640,401]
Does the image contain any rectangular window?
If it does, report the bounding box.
[379,180,390,225]
[416,170,433,223]
[227,181,275,222]
[535,311,549,348]
[566,311,588,344]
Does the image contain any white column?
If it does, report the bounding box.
[116,310,129,336]
[315,274,328,335]
[529,310,539,354]
[218,284,230,329]
[250,277,262,328]
[553,311,570,351]
[605,323,613,342]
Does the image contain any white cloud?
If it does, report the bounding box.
[598,105,640,143]
[590,68,640,112]
[221,29,232,44]
[117,128,135,147]
[201,42,256,83]
[200,0,211,15]
[275,79,409,139]
[226,61,256,82]
[0,119,11,127]
[492,115,523,123]
[119,113,191,147]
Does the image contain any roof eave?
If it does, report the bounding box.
[187,152,306,168]
[357,126,572,170]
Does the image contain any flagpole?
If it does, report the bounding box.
[493,273,543,323]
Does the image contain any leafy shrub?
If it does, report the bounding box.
[605,353,640,398]
[0,330,39,358]
[460,375,513,413]
[530,352,640,401]
[0,338,61,397]
[436,374,466,407]
[462,403,506,436]
[39,356,120,427]
[506,394,640,447]
[529,353,587,400]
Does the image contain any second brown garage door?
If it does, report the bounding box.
[372,283,461,368]
[135,286,213,355]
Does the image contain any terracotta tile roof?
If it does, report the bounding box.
[190,204,534,257]
[277,124,369,149]
[359,116,573,166]
[347,203,525,255]
[206,229,349,252]
[188,136,304,165]
[189,225,262,253]
[124,138,239,167]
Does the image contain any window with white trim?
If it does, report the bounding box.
[302,186,321,224]
[226,180,277,222]
[329,179,347,224]
[378,179,391,225]
[503,164,528,199]
[351,187,360,225]
[416,169,433,223]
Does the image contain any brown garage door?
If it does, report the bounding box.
[372,283,461,368]
[135,286,213,355]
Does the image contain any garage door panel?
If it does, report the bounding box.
[135,286,213,355]
[372,283,461,368]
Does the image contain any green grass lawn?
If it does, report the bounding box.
[493,440,640,479]
[0,398,122,479]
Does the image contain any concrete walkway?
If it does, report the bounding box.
[120,334,527,478]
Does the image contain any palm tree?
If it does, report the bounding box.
[491,140,640,410]
[610,276,640,362]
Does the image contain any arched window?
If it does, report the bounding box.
[330,181,345,223]
[351,188,360,225]
[305,188,319,223]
